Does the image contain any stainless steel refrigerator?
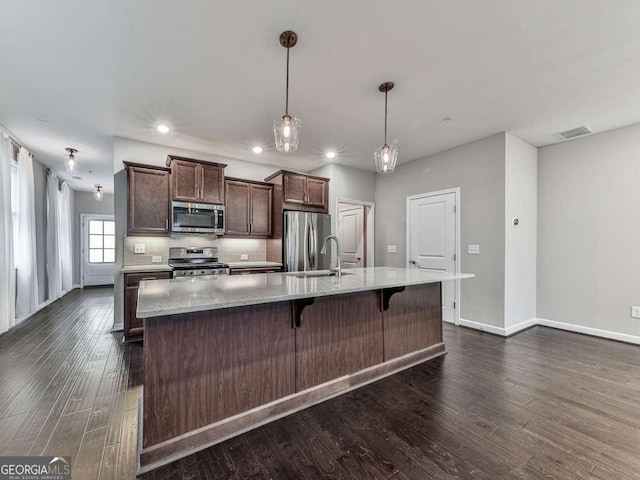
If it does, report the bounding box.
[283,211,332,272]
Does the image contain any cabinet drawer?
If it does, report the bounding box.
[125,272,172,286]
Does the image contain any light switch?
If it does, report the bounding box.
[387,245,397,253]
[468,244,480,255]
[240,254,249,260]
[632,306,640,319]
[134,244,146,254]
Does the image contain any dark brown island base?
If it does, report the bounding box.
[135,268,473,474]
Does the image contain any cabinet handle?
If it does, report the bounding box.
[166,219,169,230]
[141,277,156,281]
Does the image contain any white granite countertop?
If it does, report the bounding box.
[227,261,283,269]
[137,267,474,318]
[121,264,173,273]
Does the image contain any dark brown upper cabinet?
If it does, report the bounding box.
[125,162,171,236]
[265,170,329,213]
[225,178,273,238]
[167,155,226,205]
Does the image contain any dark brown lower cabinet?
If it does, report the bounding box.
[295,291,383,391]
[124,272,172,341]
[383,283,442,360]
[143,301,295,446]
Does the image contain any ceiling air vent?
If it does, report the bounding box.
[555,125,592,140]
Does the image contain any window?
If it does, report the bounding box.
[88,220,115,263]
[10,160,18,265]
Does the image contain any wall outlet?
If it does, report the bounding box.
[240,254,249,260]
[387,245,397,253]
[468,244,480,255]
[152,256,162,263]
[632,306,640,319]
[134,244,146,254]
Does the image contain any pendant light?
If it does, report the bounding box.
[94,184,104,201]
[274,31,301,153]
[64,147,78,173]
[373,82,398,174]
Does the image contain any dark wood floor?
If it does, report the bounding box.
[1,288,639,479]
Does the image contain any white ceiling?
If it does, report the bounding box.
[2,0,640,193]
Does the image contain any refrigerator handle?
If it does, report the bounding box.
[307,216,315,270]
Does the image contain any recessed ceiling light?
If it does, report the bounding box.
[442,116,453,123]
[252,146,263,154]
[156,124,170,134]
[325,150,336,159]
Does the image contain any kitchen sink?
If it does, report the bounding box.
[286,271,355,279]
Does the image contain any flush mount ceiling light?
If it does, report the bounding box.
[373,82,398,174]
[64,147,78,173]
[94,184,104,201]
[156,124,170,134]
[252,146,263,154]
[273,31,301,154]
[325,150,336,159]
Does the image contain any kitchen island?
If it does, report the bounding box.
[136,267,473,474]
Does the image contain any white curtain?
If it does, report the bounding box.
[46,171,62,301]
[15,147,39,319]
[0,135,15,333]
[59,183,73,293]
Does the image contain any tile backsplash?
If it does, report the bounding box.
[123,235,266,265]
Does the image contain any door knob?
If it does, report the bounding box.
[355,257,361,261]
[409,260,417,265]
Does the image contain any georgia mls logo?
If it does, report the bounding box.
[0,456,72,480]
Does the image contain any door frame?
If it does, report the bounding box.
[405,187,461,325]
[80,213,116,288]
[335,198,375,267]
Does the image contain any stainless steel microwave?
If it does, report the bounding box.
[171,201,225,234]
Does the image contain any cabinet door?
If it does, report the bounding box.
[283,174,307,204]
[201,164,224,204]
[225,180,250,236]
[124,286,143,339]
[128,166,170,236]
[305,178,327,208]
[249,184,273,237]
[295,291,383,391]
[172,160,200,202]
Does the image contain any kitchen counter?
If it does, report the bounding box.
[137,267,473,318]
[227,261,283,269]
[121,264,172,273]
[137,266,473,474]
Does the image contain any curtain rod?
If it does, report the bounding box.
[0,125,34,158]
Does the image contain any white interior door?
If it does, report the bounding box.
[338,205,365,269]
[82,215,115,286]
[407,191,457,323]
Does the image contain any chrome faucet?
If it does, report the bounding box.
[320,235,341,277]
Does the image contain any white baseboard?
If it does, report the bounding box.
[460,316,640,345]
[14,285,82,327]
[459,318,508,336]
[536,318,640,346]
[112,322,124,332]
[504,317,538,336]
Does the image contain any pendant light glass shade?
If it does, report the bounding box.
[274,31,300,153]
[374,143,398,174]
[373,82,398,174]
[94,185,103,201]
[274,114,301,153]
[64,148,77,173]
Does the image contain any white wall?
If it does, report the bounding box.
[375,134,507,328]
[504,133,537,329]
[538,123,640,340]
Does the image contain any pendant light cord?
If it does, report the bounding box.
[285,47,290,115]
[384,91,388,145]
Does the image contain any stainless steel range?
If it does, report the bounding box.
[168,247,230,278]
